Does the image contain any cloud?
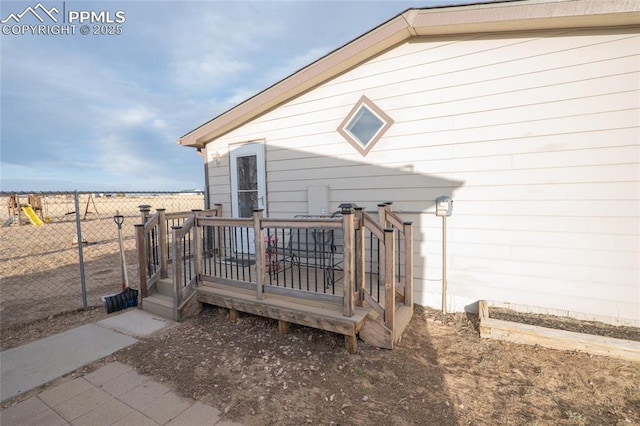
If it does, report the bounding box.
[2,0,435,192]
[263,46,332,87]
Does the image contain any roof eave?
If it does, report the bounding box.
[178,0,640,149]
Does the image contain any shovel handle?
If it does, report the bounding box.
[114,211,124,228]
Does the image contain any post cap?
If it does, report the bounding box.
[338,202,358,214]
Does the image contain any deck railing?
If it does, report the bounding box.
[136,203,411,325]
[135,206,221,299]
[354,204,413,331]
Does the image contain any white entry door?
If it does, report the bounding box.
[230,142,266,253]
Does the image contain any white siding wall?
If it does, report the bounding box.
[205,26,640,325]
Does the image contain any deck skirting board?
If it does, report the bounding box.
[197,284,369,338]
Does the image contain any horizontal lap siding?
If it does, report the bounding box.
[205,26,639,324]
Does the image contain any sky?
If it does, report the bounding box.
[1,0,484,192]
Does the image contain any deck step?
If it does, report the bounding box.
[156,277,173,296]
[142,292,174,320]
[359,304,414,349]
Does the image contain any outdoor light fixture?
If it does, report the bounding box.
[339,202,358,214]
[212,151,221,165]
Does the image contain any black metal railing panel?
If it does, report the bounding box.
[201,224,256,284]
[263,226,343,297]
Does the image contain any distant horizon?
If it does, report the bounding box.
[0,189,205,195]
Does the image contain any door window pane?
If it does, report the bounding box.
[238,191,257,217]
[237,156,257,190]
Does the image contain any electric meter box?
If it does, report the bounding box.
[435,196,453,217]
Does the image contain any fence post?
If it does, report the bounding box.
[74,191,88,308]
[138,204,151,223]
[342,206,355,317]
[384,228,396,334]
[138,205,152,279]
[253,209,265,300]
[403,221,414,308]
[192,210,203,285]
[157,209,168,279]
[377,203,387,228]
[172,225,182,320]
[354,207,365,307]
[134,224,148,299]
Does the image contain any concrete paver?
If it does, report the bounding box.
[139,392,193,424]
[70,397,134,426]
[1,396,68,425]
[53,385,114,422]
[166,401,222,425]
[0,324,137,402]
[0,309,239,425]
[1,363,238,425]
[97,310,175,337]
[100,370,151,396]
[121,381,171,411]
[83,362,133,387]
[38,377,94,407]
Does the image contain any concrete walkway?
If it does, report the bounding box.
[1,309,240,425]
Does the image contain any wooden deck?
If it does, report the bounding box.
[136,204,414,351]
[197,281,371,352]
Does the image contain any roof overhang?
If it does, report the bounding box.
[178,0,640,149]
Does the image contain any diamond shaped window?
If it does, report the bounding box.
[338,96,394,156]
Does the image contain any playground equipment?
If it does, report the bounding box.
[5,194,45,227]
[21,205,44,226]
[3,193,100,227]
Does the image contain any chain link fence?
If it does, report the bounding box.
[0,191,205,330]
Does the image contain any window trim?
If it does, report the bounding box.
[337,95,394,156]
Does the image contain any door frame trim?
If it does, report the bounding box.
[229,141,267,218]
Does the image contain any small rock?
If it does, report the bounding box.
[362,395,369,402]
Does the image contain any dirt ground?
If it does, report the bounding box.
[2,304,638,425]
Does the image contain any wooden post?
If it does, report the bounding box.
[134,224,148,299]
[342,207,355,317]
[157,209,168,279]
[377,203,387,228]
[403,221,413,308]
[278,320,290,334]
[172,225,182,321]
[229,309,239,321]
[345,335,357,354]
[384,228,396,335]
[354,207,365,306]
[479,300,489,320]
[139,205,152,280]
[253,209,265,301]
[214,204,223,256]
[193,213,202,286]
[139,204,151,223]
